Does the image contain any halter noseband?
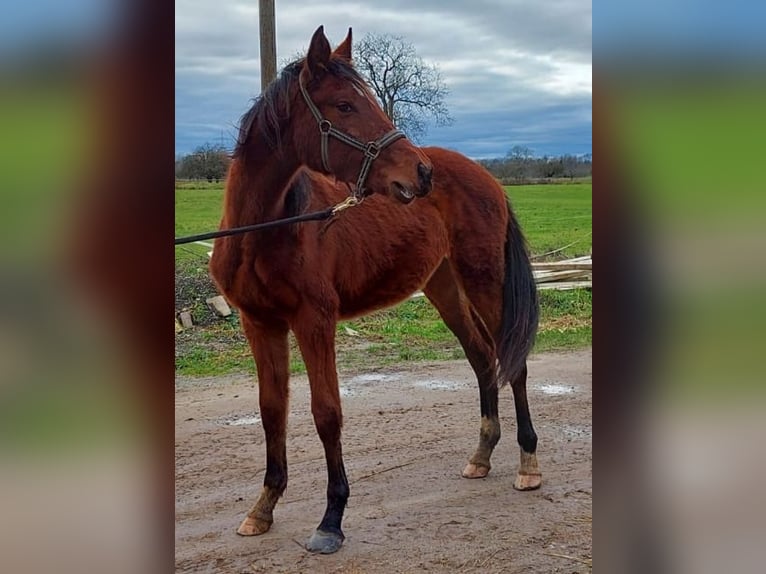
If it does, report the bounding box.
[299,76,406,200]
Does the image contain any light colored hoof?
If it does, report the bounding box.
[462,462,490,479]
[236,515,272,536]
[513,472,542,491]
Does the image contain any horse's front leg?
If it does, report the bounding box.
[292,308,348,554]
[236,315,291,536]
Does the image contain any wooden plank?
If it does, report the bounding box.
[534,254,591,263]
[534,268,590,278]
[534,269,591,283]
[537,281,592,291]
[532,261,592,271]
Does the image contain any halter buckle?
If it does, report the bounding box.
[319,119,332,134]
[364,142,381,160]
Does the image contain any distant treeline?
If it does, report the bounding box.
[477,146,592,185]
[175,142,591,185]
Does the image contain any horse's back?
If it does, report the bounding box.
[423,147,507,197]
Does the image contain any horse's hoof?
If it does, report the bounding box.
[306,529,344,554]
[462,462,490,479]
[236,516,272,536]
[513,472,542,491]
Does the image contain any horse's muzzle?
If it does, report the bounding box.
[390,162,433,203]
[416,162,433,197]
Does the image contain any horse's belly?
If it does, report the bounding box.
[337,245,445,319]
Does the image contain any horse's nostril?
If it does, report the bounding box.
[418,163,433,186]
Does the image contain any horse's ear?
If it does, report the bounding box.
[306,25,331,79]
[333,28,353,62]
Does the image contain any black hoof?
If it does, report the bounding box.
[306,529,344,554]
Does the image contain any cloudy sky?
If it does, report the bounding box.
[176,0,592,159]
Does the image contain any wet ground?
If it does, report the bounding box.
[175,349,592,573]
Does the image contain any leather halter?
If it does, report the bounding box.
[299,76,406,200]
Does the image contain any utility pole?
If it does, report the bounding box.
[259,0,277,92]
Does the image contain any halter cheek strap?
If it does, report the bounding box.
[299,77,406,199]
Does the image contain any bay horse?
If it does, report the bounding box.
[209,27,540,554]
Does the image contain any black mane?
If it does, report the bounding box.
[233,57,370,159]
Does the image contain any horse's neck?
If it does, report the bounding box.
[224,140,300,226]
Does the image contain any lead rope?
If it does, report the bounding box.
[174,193,362,246]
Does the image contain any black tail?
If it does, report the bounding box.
[496,200,539,387]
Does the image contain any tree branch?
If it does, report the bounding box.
[353,32,452,139]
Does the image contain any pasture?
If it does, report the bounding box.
[174,182,592,377]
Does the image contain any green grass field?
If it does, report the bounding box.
[175,189,225,245]
[505,183,592,259]
[175,183,591,261]
[175,181,591,376]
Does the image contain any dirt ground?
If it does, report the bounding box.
[175,349,592,573]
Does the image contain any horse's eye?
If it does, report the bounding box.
[336,102,354,113]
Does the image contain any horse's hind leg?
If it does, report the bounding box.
[424,260,500,479]
[509,363,542,490]
[291,308,348,554]
[450,261,542,491]
[237,315,290,536]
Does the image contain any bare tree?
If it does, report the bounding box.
[353,33,453,141]
[507,145,534,182]
[176,143,230,182]
[508,145,534,161]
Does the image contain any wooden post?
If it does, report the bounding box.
[259,0,277,91]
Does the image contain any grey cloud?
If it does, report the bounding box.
[429,98,591,158]
[175,0,591,158]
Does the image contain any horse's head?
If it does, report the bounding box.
[292,26,433,203]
